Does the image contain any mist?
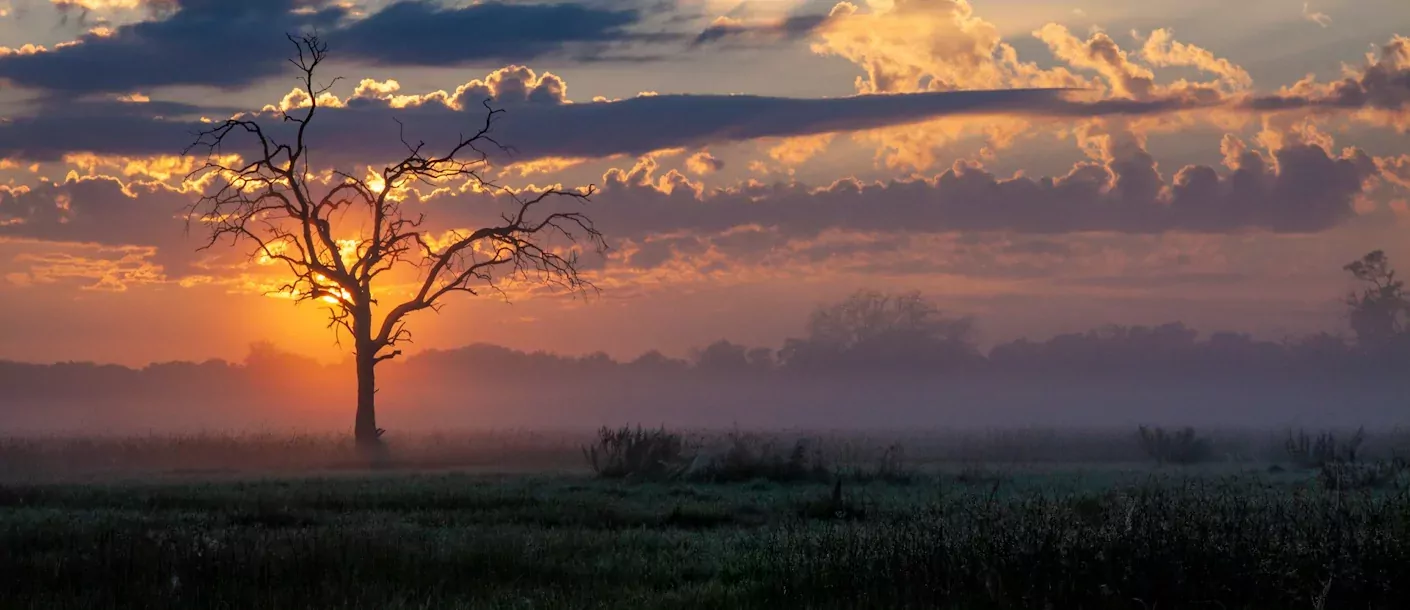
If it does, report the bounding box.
[5,294,1409,435]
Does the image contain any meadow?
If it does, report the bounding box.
[3,427,1410,609]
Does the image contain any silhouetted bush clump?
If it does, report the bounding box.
[1137,426,1213,465]
[1318,458,1410,490]
[1286,427,1365,469]
[581,425,688,480]
[684,432,832,483]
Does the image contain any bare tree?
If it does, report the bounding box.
[183,34,604,449]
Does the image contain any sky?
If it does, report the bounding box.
[0,0,1408,367]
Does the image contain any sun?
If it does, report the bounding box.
[313,273,354,305]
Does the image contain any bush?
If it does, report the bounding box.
[1318,458,1410,490]
[683,432,831,483]
[868,443,913,483]
[796,478,867,521]
[1286,428,1365,469]
[1137,426,1213,465]
[581,425,688,480]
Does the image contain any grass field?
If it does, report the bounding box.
[3,429,1410,609]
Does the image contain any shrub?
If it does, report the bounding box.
[581,425,687,480]
[953,464,1012,486]
[684,432,830,483]
[796,478,867,521]
[1137,426,1213,465]
[869,443,913,483]
[1318,458,1410,491]
[1286,428,1365,469]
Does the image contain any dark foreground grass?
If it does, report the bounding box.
[3,470,1409,609]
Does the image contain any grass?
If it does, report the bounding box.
[4,429,1410,608]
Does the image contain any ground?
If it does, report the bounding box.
[2,431,1409,609]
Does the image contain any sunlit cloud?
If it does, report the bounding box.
[685,151,725,175]
[1303,2,1332,28]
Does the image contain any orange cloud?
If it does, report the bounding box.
[685,151,725,175]
[1033,24,1154,99]
[1138,29,1253,91]
[9,242,164,291]
[768,134,837,166]
[50,0,143,9]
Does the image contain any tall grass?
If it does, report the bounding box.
[3,471,1409,609]
[740,479,1410,609]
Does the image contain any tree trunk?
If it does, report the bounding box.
[354,344,380,448]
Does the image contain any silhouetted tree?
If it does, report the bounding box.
[779,290,980,372]
[745,347,777,371]
[1344,250,1409,347]
[183,35,604,449]
[694,340,753,373]
[627,350,689,373]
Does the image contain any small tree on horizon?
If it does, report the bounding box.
[183,34,604,449]
[1343,250,1409,347]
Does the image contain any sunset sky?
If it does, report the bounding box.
[1,0,1409,367]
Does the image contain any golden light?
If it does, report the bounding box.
[312,273,354,305]
[336,239,361,268]
[365,167,387,193]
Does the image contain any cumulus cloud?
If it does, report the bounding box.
[685,151,725,175]
[802,0,1251,103]
[768,133,837,166]
[1034,24,1157,99]
[796,0,1263,171]
[809,0,1080,94]
[565,137,1382,239]
[0,178,194,253]
[4,134,1388,282]
[1138,29,1253,92]
[1249,35,1410,125]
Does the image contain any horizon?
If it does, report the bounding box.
[0,313,1370,368]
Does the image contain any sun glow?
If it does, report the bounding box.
[312,273,354,305]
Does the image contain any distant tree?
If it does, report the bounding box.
[693,340,753,373]
[745,347,777,371]
[779,290,979,372]
[628,350,689,373]
[1343,250,1409,347]
[183,35,604,450]
[804,290,972,349]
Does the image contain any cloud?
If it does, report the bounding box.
[1303,2,1332,28]
[0,0,665,95]
[800,1,1258,170]
[0,80,1086,164]
[0,0,343,94]
[0,177,204,275]
[1248,35,1410,120]
[560,137,1381,240]
[0,133,1395,295]
[809,0,1074,94]
[685,151,725,175]
[334,1,659,65]
[50,0,144,8]
[1033,24,1157,99]
[1137,29,1253,91]
[692,12,832,47]
[9,243,165,291]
